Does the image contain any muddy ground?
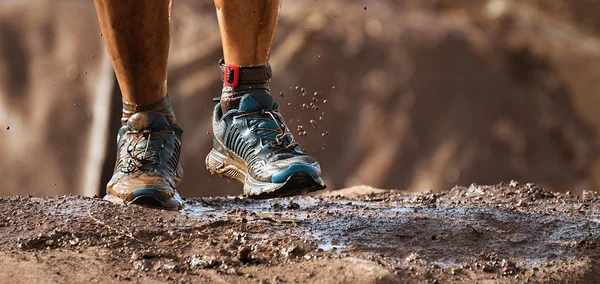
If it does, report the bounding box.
[0,183,599,283]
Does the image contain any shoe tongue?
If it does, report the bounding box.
[127,112,169,131]
[238,92,274,113]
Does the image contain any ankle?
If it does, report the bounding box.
[121,95,176,125]
[219,59,272,112]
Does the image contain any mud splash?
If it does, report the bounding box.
[0,183,599,283]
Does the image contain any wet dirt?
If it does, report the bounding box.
[1,183,599,283]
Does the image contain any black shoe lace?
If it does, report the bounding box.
[120,130,169,173]
[235,110,298,153]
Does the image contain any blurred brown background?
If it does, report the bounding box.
[1,0,600,197]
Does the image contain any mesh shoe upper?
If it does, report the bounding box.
[211,92,321,183]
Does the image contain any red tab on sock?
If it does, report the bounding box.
[223,64,240,87]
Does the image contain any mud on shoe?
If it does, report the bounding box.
[206,91,326,198]
[105,112,184,209]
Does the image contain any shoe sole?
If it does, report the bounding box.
[104,189,183,210]
[206,149,326,199]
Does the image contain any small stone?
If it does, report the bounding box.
[237,246,252,263]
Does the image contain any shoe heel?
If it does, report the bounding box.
[205,149,246,182]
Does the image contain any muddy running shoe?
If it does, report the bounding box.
[105,112,184,208]
[206,91,326,198]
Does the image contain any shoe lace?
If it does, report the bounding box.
[235,109,298,153]
[120,131,168,173]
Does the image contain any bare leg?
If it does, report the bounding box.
[214,0,281,66]
[94,0,171,105]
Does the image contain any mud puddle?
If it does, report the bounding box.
[0,183,599,283]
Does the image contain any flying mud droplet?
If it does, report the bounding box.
[297,125,307,136]
[323,100,328,104]
[319,117,323,121]
[5,126,9,130]
[310,120,319,129]
[364,6,367,10]
[280,92,284,97]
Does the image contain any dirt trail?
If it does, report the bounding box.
[0,183,599,283]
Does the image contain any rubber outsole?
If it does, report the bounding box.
[103,189,183,210]
[206,148,326,199]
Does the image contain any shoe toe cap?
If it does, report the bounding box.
[130,188,183,209]
[270,163,321,184]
